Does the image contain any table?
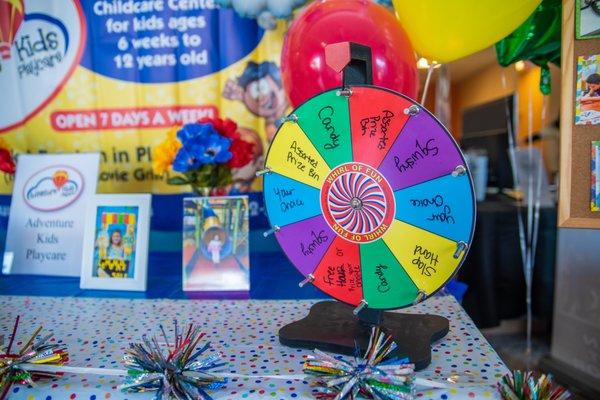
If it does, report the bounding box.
[0,295,507,399]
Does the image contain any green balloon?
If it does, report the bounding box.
[495,0,561,94]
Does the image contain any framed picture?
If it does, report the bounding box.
[575,54,600,125]
[576,0,600,39]
[592,141,600,211]
[80,194,151,291]
[182,196,250,292]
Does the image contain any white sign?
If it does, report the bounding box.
[3,153,100,276]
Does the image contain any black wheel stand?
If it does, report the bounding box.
[279,300,448,371]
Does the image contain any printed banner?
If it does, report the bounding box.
[0,0,289,193]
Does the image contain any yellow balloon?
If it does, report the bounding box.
[392,0,541,63]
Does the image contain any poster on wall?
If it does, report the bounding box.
[575,54,600,125]
[0,0,288,194]
[2,153,100,276]
[182,196,249,292]
[576,0,600,39]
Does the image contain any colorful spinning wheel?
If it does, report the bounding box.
[263,86,475,310]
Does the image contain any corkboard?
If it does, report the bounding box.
[558,0,600,228]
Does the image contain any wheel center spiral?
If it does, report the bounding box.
[321,162,395,243]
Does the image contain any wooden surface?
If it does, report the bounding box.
[558,0,600,228]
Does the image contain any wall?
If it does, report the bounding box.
[450,63,561,141]
[551,227,600,384]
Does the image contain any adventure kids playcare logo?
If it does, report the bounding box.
[0,0,85,131]
[23,166,84,211]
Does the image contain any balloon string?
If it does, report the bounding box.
[523,78,546,366]
[526,94,548,367]
[531,94,549,267]
[501,70,527,271]
[501,68,540,363]
[20,363,451,390]
[525,84,535,365]
[420,62,436,105]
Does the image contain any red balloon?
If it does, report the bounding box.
[281,0,418,107]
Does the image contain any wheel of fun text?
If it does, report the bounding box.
[263,85,475,310]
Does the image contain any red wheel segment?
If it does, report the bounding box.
[348,86,411,168]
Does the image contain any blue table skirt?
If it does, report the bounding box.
[0,192,328,299]
[0,192,466,302]
[0,251,466,302]
[0,250,328,300]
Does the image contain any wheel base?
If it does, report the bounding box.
[279,300,449,371]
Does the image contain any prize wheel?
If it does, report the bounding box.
[263,85,475,310]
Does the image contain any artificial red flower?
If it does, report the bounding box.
[198,117,254,168]
[227,138,255,168]
[197,117,239,140]
[0,148,15,175]
[211,186,228,196]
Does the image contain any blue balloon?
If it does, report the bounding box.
[221,0,308,30]
[232,0,266,18]
[267,0,294,18]
[257,10,277,30]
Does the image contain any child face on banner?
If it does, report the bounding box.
[111,230,122,246]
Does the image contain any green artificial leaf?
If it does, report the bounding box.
[167,176,190,185]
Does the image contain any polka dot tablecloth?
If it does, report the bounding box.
[0,295,507,399]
